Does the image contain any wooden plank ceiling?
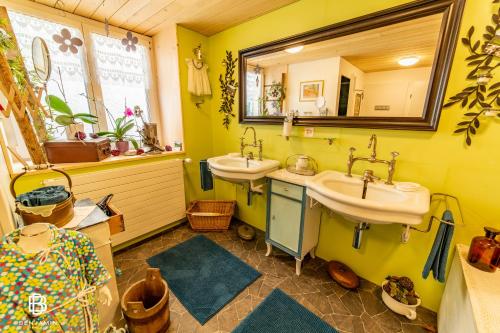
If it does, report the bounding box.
[33,0,299,36]
[248,13,443,73]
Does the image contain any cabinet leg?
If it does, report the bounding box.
[295,258,302,276]
[310,247,316,259]
[265,243,272,257]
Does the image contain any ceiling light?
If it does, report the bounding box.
[285,45,304,54]
[398,56,420,67]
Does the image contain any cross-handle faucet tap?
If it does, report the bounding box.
[346,147,356,177]
[257,139,263,161]
[368,134,377,160]
[386,151,400,185]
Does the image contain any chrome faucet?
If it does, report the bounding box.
[361,170,379,199]
[368,134,377,160]
[346,134,399,185]
[240,127,263,161]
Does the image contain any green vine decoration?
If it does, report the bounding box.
[218,51,238,129]
[444,1,499,146]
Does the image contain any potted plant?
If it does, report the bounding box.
[381,276,421,320]
[97,114,138,153]
[46,95,98,139]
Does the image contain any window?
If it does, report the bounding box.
[91,33,151,133]
[7,9,156,139]
[9,11,93,136]
[245,65,263,116]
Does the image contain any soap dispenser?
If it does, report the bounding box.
[467,227,500,272]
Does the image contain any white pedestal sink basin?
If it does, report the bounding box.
[306,170,430,225]
[207,154,280,183]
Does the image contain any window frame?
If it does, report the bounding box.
[3,0,161,135]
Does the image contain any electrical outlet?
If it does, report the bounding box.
[304,127,314,137]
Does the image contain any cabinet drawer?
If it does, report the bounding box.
[271,179,303,201]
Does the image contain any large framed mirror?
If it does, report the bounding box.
[239,0,465,130]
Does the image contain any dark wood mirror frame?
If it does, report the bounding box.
[238,0,466,130]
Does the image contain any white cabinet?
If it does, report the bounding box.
[438,244,500,333]
[81,222,120,331]
[265,172,321,275]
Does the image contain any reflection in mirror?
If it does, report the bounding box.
[245,13,442,119]
[31,37,51,84]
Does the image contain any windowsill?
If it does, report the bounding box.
[11,150,185,176]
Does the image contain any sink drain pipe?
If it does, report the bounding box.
[352,222,370,249]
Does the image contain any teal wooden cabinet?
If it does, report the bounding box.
[265,177,321,275]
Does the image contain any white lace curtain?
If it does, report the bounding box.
[91,34,150,88]
[9,11,87,82]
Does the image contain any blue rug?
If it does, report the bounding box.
[147,235,261,324]
[232,289,338,333]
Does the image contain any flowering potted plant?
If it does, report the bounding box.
[46,95,98,139]
[97,107,138,153]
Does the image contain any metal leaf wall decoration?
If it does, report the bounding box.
[218,51,238,129]
[444,1,499,146]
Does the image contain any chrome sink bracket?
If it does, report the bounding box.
[309,197,321,209]
[410,193,465,234]
[246,180,265,206]
[401,224,411,243]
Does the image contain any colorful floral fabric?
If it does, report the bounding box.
[0,225,110,332]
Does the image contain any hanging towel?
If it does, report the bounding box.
[200,160,213,191]
[186,59,212,96]
[422,210,455,282]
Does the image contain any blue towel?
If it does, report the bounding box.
[422,210,454,282]
[16,185,69,207]
[200,159,213,191]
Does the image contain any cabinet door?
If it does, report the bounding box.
[269,194,302,253]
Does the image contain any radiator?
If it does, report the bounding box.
[44,159,186,246]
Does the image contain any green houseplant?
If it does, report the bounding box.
[97,115,138,153]
[46,95,98,139]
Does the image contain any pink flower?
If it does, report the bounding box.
[124,107,133,117]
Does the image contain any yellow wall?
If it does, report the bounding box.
[176,27,214,203]
[8,0,496,313]
[175,0,497,311]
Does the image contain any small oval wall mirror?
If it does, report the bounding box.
[31,37,51,83]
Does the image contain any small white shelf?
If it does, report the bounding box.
[278,134,335,145]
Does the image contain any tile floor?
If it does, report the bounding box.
[113,221,437,333]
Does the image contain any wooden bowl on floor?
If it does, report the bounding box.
[327,261,360,289]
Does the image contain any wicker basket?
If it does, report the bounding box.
[186,200,236,231]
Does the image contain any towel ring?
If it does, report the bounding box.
[410,193,465,233]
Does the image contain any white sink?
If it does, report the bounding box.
[207,155,280,183]
[306,170,430,225]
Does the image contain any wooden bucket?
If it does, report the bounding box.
[121,268,170,333]
[10,168,75,227]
